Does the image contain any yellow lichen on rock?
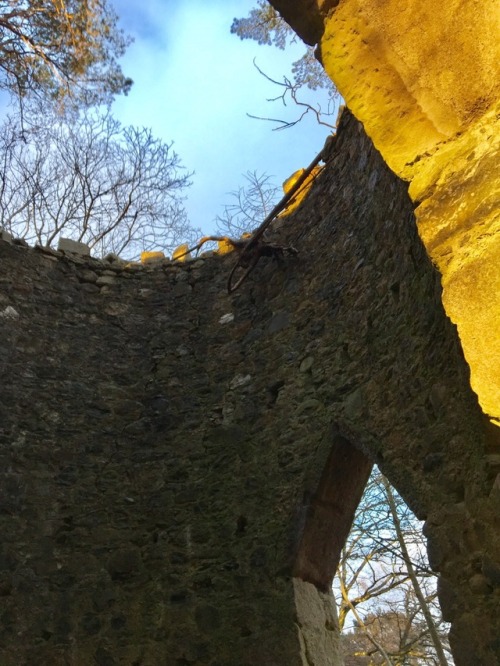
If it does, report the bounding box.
[317,0,500,421]
[141,251,165,264]
[281,165,323,216]
[216,238,235,255]
[320,0,500,178]
[441,240,500,420]
[172,244,191,262]
[213,234,251,254]
[283,168,306,193]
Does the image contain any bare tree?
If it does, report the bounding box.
[382,478,450,666]
[335,470,453,665]
[0,107,199,258]
[231,1,339,129]
[231,1,332,93]
[342,608,430,665]
[247,59,337,131]
[214,170,280,238]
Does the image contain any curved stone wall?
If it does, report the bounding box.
[0,111,497,665]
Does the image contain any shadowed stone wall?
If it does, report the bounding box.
[0,112,498,665]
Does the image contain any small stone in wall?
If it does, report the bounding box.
[172,244,190,261]
[0,228,13,242]
[299,356,314,372]
[80,269,98,283]
[268,311,290,334]
[343,387,365,418]
[106,548,142,580]
[96,275,117,286]
[469,573,492,595]
[219,313,234,325]
[195,605,221,632]
[229,374,251,390]
[103,253,123,263]
[141,250,165,264]
[296,398,322,415]
[0,306,20,320]
[490,473,500,499]
[58,238,90,256]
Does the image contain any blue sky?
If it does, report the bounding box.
[113,0,337,236]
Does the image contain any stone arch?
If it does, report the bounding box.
[293,428,372,593]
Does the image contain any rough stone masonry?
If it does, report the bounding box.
[0,111,498,665]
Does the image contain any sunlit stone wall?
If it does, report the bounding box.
[272,0,500,422]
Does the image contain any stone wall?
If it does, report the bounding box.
[1,111,498,665]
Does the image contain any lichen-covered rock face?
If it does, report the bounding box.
[319,1,499,173]
[272,0,500,426]
[0,111,498,665]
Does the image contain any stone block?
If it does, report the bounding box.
[58,237,90,256]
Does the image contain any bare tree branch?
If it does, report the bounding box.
[248,59,336,131]
[0,106,199,259]
[336,470,451,664]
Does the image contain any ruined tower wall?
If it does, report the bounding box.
[0,112,497,665]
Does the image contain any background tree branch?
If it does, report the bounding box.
[0,105,200,258]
